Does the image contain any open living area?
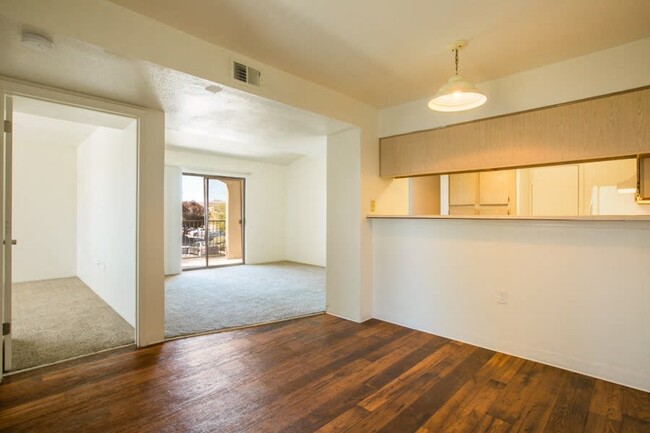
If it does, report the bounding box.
[1,1,649,432]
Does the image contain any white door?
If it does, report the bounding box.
[1,94,14,377]
[531,165,579,216]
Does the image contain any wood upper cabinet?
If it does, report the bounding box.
[380,87,650,178]
[449,173,477,206]
[479,170,512,205]
[449,205,477,216]
[449,169,516,215]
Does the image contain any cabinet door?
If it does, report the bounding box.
[479,205,509,216]
[479,170,513,205]
[449,173,478,206]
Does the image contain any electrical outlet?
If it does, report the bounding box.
[497,290,508,304]
[370,200,376,212]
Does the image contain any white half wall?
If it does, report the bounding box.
[77,122,137,326]
[372,218,650,391]
[12,113,84,282]
[164,165,182,275]
[165,148,287,265]
[285,149,327,267]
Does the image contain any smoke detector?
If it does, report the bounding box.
[205,84,223,94]
[21,30,54,52]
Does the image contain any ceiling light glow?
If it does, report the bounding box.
[428,40,486,112]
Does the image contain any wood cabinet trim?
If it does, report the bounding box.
[639,154,650,203]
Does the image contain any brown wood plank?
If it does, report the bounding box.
[488,360,551,424]
[584,380,624,433]
[419,353,523,433]
[622,387,650,423]
[97,321,417,433]
[105,329,397,431]
[286,336,449,433]
[584,414,622,433]
[590,380,624,421]
[507,365,568,433]
[358,341,476,412]
[474,415,513,433]
[0,315,649,433]
[373,347,495,433]
[246,332,441,433]
[621,415,650,433]
[1,317,341,427]
[543,371,594,433]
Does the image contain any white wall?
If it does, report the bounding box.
[77,122,137,326]
[164,165,182,275]
[12,113,82,282]
[165,148,287,265]
[374,178,409,216]
[327,128,362,320]
[374,39,650,391]
[372,219,650,391]
[285,148,327,267]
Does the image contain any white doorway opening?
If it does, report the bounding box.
[6,95,137,372]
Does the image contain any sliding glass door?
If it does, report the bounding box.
[181,174,244,270]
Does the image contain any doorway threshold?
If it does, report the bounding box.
[181,256,244,271]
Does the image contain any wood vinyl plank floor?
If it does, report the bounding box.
[0,314,648,433]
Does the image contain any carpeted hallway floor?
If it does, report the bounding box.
[165,261,325,338]
[11,277,134,371]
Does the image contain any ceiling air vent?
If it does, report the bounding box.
[232,61,261,87]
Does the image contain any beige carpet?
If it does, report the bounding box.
[11,277,134,371]
[165,261,325,338]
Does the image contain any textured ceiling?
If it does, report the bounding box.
[109,0,650,107]
[0,16,349,164]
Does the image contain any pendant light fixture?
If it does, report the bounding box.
[428,40,486,112]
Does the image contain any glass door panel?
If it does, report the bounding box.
[181,174,207,270]
[207,178,244,267]
[207,178,226,266]
[182,174,245,270]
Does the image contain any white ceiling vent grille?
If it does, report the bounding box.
[232,61,261,87]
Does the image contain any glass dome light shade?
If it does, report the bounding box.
[428,75,487,112]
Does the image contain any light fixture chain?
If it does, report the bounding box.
[454,48,459,75]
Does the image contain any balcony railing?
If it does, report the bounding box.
[182,219,226,258]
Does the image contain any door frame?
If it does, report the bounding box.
[0,76,165,381]
[181,172,246,270]
[1,94,13,372]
